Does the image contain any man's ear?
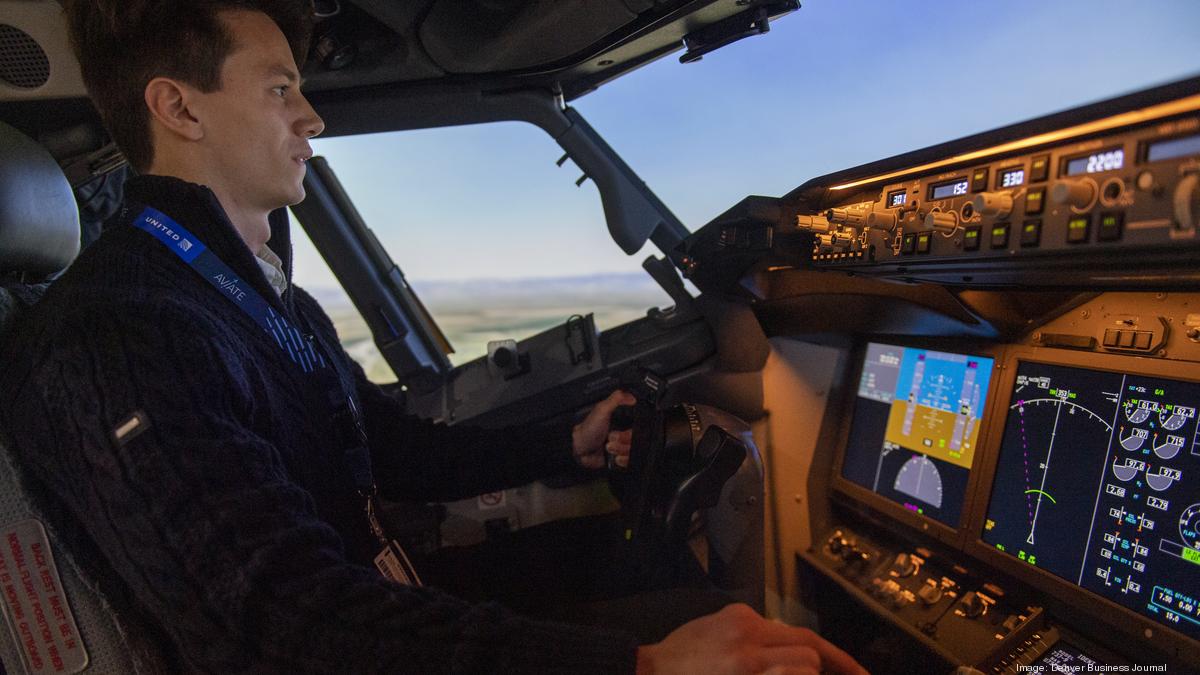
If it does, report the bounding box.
[144,77,204,141]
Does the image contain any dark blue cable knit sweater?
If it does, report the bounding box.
[0,175,640,673]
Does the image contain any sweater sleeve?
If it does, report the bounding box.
[353,362,582,504]
[2,304,637,674]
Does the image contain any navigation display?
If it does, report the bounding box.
[982,362,1200,640]
[841,343,995,527]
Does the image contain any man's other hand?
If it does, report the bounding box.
[636,604,869,675]
[572,389,637,469]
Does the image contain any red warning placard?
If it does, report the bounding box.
[0,519,88,674]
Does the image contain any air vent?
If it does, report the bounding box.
[0,24,51,89]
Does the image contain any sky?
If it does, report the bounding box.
[291,0,1200,290]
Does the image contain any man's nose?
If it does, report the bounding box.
[297,95,325,139]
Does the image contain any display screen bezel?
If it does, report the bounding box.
[1060,146,1126,176]
[996,166,1026,189]
[964,345,1200,659]
[830,338,1005,546]
[1139,132,1200,164]
[927,177,970,201]
[886,189,908,208]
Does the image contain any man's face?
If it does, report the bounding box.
[191,10,324,213]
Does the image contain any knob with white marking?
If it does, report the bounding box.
[866,211,899,232]
[1174,173,1199,230]
[971,192,1014,219]
[925,210,959,233]
[1051,178,1097,210]
[795,214,833,233]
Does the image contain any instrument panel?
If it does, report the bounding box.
[818,339,1200,670]
[779,78,1200,287]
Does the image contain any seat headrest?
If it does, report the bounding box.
[0,121,80,279]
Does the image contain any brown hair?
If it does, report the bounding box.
[63,0,314,172]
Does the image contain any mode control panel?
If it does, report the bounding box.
[794,102,1200,271]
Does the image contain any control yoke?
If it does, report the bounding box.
[609,401,765,607]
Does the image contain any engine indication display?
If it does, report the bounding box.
[982,362,1200,640]
[929,178,970,201]
[841,343,994,527]
[1064,147,1125,176]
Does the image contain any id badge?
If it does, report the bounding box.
[373,546,414,585]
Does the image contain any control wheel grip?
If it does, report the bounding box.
[662,426,747,544]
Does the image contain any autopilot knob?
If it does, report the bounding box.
[1051,178,1097,210]
[795,214,833,233]
[826,208,866,229]
[1174,172,1199,230]
[925,210,959,233]
[865,211,899,232]
[960,591,987,618]
[971,192,1014,219]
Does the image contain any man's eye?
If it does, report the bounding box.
[273,85,289,97]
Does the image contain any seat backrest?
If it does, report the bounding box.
[0,120,158,674]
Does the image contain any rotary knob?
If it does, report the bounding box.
[826,208,866,229]
[960,591,987,618]
[1174,173,1199,231]
[917,580,944,606]
[891,552,918,578]
[925,210,959,233]
[1051,178,1097,210]
[795,214,833,233]
[971,192,1014,219]
[866,211,899,232]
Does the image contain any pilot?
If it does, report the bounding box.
[0,1,866,673]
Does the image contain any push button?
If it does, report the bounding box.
[963,226,982,251]
[990,223,1010,249]
[972,167,990,193]
[1103,329,1120,347]
[1020,220,1041,247]
[1118,331,1136,348]
[1067,215,1091,243]
[1024,188,1045,215]
[901,233,917,254]
[1098,211,1124,241]
[1030,155,1050,182]
[1134,332,1153,350]
[916,232,932,253]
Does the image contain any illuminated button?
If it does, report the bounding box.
[963,225,982,251]
[1030,155,1050,182]
[971,167,990,193]
[901,233,917,254]
[1024,188,1045,215]
[1066,214,1091,243]
[990,223,1010,248]
[1020,220,1041,247]
[1098,211,1124,241]
[916,232,932,253]
[1103,329,1120,347]
[1118,331,1136,348]
[1134,332,1153,350]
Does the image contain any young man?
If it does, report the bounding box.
[0,1,866,673]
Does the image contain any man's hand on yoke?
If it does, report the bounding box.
[572,389,637,469]
[637,604,869,675]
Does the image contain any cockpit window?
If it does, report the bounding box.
[293,122,672,376]
[291,0,1198,382]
